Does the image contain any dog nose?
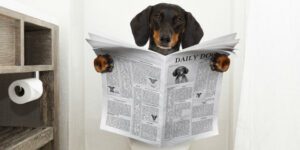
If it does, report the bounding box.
[160,35,170,43]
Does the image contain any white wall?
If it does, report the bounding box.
[83,0,238,150]
[235,0,300,149]
[230,0,247,149]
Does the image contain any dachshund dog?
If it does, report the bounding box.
[94,3,230,73]
[173,66,189,84]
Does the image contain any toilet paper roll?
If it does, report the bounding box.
[8,78,43,104]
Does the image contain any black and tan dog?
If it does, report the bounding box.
[173,66,189,84]
[94,3,230,73]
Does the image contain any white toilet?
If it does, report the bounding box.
[129,139,192,150]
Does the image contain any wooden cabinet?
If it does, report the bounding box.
[0,6,58,150]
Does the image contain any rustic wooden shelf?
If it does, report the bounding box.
[0,126,53,150]
[0,65,53,74]
[0,6,59,150]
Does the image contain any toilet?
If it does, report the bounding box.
[129,139,192,150]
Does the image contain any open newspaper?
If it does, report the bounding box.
[86,33,239,146]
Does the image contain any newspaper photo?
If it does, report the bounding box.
[86,33,239,146]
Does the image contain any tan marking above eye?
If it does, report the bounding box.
[154,14,160,17]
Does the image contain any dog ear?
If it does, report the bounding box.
[181,12,204,49]
[173,69,178,77]
[184,67,189,74]
[130,6,152,46]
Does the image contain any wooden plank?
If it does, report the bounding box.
[0,128,33,146]
[10,127,53,150]
[20,20,24,66]
[0,14,20,66]
[0,6,56,31]
[15,20,21,66]
[39,141,53,150]
[0,127,53,150]
[0,7,23,20]
[0,127,25,143]
[0,127,13,137]
[23,16,56,31]
[0,65,53,74]
[39,71,54,126]
[52,26,59,150]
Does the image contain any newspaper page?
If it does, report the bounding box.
[87,33,237,146]
[161,50,227,146]
[89,44,167,145]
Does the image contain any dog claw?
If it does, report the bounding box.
[94,54,114,73]
[210,53,230,72]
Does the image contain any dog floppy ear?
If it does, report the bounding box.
[173,69,178,77]
[181,12,204,49]
[130,6,152,46]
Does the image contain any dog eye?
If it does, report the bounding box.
[154,14,161,20]
[176,17,183,23]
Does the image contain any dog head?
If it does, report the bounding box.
[130,3,204,55]
[173,66,189,77]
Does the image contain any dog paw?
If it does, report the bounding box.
[94,54,114,73]
[210,53,230,72]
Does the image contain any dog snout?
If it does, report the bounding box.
[160,35,171,44]
[159,24,173,45]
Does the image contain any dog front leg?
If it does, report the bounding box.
[94,54,114,73]
[210,53,230,72]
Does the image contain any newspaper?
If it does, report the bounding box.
[86,33,238,146]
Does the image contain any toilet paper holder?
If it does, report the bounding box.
[14,71,40,97]
[35,71,39,79]
[8,71,44,104]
